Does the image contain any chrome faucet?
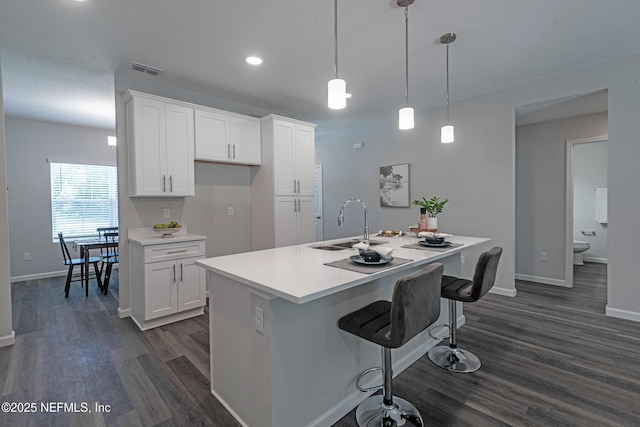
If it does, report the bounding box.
[338,198,369,244]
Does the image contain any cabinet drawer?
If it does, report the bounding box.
[144,240,206,263]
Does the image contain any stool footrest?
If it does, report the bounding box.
[428,323,451,340]
[356,366,383,392]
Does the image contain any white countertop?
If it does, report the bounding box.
[128,226,206,246]
[196,234,490,304]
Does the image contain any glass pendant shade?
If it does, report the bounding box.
[441,124,454,143]
[399,107,414,130]
[328,78,347,110]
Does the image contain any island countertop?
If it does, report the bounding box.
[195,234,490,304]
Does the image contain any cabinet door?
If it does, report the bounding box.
[230,118,261,165]
[144,260,178,320]
[165,104,195,196]
[130,97,166,196]
[295,125,315,196]
[273,120,296,196]
[195,109,230,162]
[274,197,297,247]
[177,257,206,312]
[296,197,317,244]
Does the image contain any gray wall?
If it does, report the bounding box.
[573,140,608,261]
[515,112,607,283]
[114,72,271,315]
[0,54,15,347]
[5,117,116,279]
[318,53,640,323]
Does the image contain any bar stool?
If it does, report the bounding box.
[338,263,443,427]
[427,246,502,373]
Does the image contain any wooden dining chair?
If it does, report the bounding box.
[101,231,119,295]
[58,232,102,298]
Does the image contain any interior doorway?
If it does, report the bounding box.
[565,136,608,288]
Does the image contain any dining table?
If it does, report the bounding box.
[75,236,119,295]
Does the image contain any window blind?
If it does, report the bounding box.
[50,162,118,241]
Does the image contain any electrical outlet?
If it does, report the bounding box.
[163,208,171,219]
[228,207,234,216]
[255,306,264,334]
[540,252,548,261]
[23,252,31,261]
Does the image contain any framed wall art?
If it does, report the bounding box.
[379,163,409,207]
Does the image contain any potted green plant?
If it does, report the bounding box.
[412,196,449,231]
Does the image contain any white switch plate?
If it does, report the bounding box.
[255,306,264,334]
[228,207,234,216]
[163,208,171,219]
[540,252,548,261]
[23,252,31,261]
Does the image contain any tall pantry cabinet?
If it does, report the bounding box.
[251,115,317,250]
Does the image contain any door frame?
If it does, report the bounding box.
[565,135,608,288]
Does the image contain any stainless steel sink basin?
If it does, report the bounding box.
[310,239,386,251]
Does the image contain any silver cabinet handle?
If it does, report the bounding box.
[167,249,188,254]
[170,175,173,192]
[163,175,166,192]
[297,179,300,193]
[293,180,296,193]
[180,263,183,281]
[233,144,236,159]
[227,144,231,159]
[172,264,176,283]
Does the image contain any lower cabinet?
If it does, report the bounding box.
[274,196,316,247]
[130,239,206,330]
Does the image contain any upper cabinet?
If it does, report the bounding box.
[194,108,261,165]
[270,117,315,197]
[125,91,195,197]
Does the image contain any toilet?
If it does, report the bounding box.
[573,240,590,265]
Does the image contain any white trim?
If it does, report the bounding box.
[490,286,518,297]
[210,388,250,427]
[11,270,67,282]
[46,158,116,168]
[606,306,640,323]
[0,331,15,348]
[583,256,608,264]
[565,135,608,290]
[515,273,569,288]
[117,307,131,318]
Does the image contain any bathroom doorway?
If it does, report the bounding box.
[565,136,608,288]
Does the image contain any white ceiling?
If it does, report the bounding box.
[1,0,638,130]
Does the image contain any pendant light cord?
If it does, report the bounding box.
[404,5,409,107]
[334,0,338,79]
[446,42,450,122]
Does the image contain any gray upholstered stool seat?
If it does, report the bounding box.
[339,263,443,427]
[428,246,502,373]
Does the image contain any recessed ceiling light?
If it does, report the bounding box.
[245,56,263,66]
[74,0,88,2]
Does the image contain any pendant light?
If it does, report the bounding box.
[328,0,347,109]
[398,0,414,129]
[440,33,456,143]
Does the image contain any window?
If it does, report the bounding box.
[50,161,118,240]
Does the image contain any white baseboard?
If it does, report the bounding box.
[117,307,131,319]
[583,256,608,264]
[490,286,518,297]
[0,330,15,348]
[605,306,640,323]
[515,273,569,288]
[11,270,67,282]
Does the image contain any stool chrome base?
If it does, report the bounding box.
[356,395,423,427]
[427,345,481,373]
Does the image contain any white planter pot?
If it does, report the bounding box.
[426,217,438,232]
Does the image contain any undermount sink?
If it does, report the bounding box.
[310,239,386,251]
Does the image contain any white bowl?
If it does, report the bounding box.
[153,226,182,237]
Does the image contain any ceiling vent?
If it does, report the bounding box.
[131,62,164,76]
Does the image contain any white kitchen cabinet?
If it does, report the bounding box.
[129,235,206,330]
[251,115,317,249]
[274,196,316,247]
[125,91,195,197]
[272,119,315,196]
[194,108,261,165]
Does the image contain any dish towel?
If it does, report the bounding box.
[353,242,394,258]
[595,187,607,224]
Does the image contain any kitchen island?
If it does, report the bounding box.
[196,234,490,427]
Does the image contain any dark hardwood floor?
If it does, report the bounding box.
[2,262,638,426]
